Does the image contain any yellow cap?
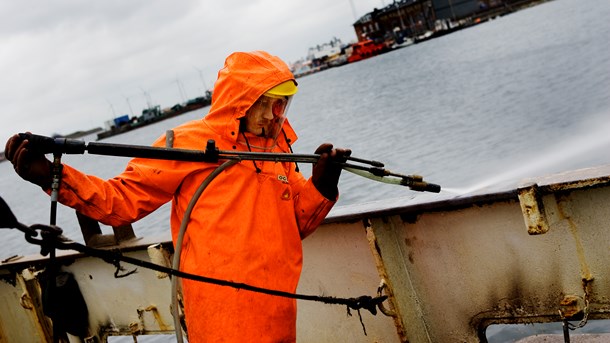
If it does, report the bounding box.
[264,80,298,98]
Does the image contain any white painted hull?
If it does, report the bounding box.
[2,165,610,342]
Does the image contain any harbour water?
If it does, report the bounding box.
[1,0,609,341]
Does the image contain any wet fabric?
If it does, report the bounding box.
[55,51,335,342]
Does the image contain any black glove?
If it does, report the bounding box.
[312,143,351,200]
[5,133,53,190]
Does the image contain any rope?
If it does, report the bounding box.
[24,230,387,316]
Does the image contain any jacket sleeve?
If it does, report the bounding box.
[289,163,336,239]
[56,158,189,227]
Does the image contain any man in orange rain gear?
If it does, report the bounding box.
[5,50,351,342]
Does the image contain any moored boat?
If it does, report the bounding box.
[346,39,390,64]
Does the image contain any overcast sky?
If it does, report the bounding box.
[0,0,386,144]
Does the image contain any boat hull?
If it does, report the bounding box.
[2,165,610,342]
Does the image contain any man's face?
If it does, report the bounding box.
[244,95,289,137]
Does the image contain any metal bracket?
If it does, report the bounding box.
[517,183,550,235]
[76,211,136,247]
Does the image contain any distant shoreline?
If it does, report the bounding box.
[58,127,104,139]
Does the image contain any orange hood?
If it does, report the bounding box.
[203,51,298,147]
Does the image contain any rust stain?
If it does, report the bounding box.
[555,196,593,281]
[404,236,417,247]
[404,237,416,263]
[19,292,33,309]
[129,320,142,335]
[136,305,171,333]
[547,176,610,193]
[559,295,584,319]
[145,305,171,331]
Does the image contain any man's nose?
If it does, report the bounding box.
[262,109,274,120]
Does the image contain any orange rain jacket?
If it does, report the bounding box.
[55,51,335,342]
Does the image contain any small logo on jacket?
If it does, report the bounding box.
[277,175,288,184]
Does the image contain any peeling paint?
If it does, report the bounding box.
[17,267,53,342]
[364,221,408,342]
[147,244,173,279]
